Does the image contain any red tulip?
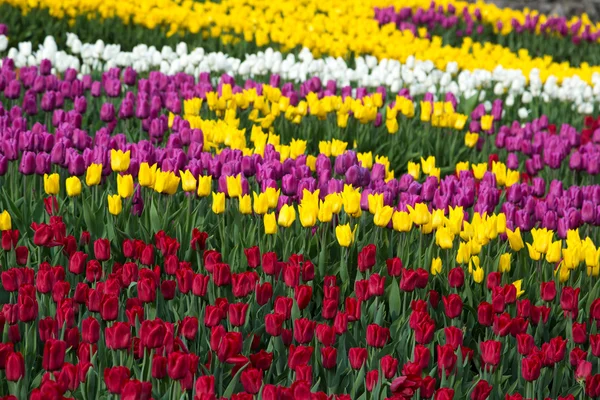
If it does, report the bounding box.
[5,352,24,381]
[386,257,403,277]
[530,305,550,325]
[521,355,541,381]
[104,366,130,394]
[334,311,348,334]
[274,296,293,320]
[357,244,376,272]
[470,379,492,400]
[100,294,119,321]
[366,370,379,392]
[265,313,285,337]
[320,346,337,369]
[591,334,600,357]
[244,246,261,268]
[516,333,534,356]
[349,347,368,370]
[256,282,273,306]
[571,348,587,367]
[140,245,155,266]
[191,229,208,251]
[105,322,131,350]
[435,388,454,400]
[140,319,166,349]
[491,290,505,314]
[355,280,370,302]
[284,264,300,288]
[176,269,194,294]
[228,302,249,327]
[240,367,263,394]
[192,274,210,297]
[151,355,167,379]
[93,238,110,261]
[168,351,190,380]
[121,379,152,400]
[380,354,399,379]
[429,290,440,308]
[315,324,336,347]
[420,376,436,399]
[576,360,592,381]
[345,297,361,321]
[287,345,313,370]
[573,322,587,344]
[195,375,215,396]
[82,317,100,344]
[480,340,501,369]
[213,263,231,286]
[15,246,28,265]
[293,318,316,344]
[160,279,176,300]
[444,326,463,350]
[560,286,580,319]
[217,332,243,362]
[366,324,390,348]
[55,362,79,392]
[249,350,273,371]
[414,317,436,344]
[294,285,312,310]
[492,313,512,337]
[413,344,431,370]
[477,302,493,326]
[368,273,385,297]
[38,317,58,342]
[295,365,312,384]
[448,267,464,288]
[232,272,256,298]
[540,281,556,302]
[179,316,198,340]
[586,374,600,397]
[68,251,87,274]
[42,339,66,371]
[486,272,501,290]
[399,268,417,292]
[32,223,53,247]
[441,295,462,320]
[1,229,18,250]
[436,344,457,377]
[516,299,531,318]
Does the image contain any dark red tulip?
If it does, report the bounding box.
[470,379,492,400]
[244,246,261,268]
[42,339,66,371]
[570,347,587,367]
[586,374,600,397]
[192,273,209,297]
[357,244,376,272]
[442,294,463,319]
[399,268,417,292]
[380,354,399,379]
[436,344,457,377]
[334,311,348,334]
[413,344,431,370]
[228,303,249,327]
[573,322,587,344]
[349,347,368,370]
[241,367,263,394]
[152,355,167,379]
[100,294,119,321]
[444,326,463,350]
[167,351,190,380]
[315,324,335,347]
[541,281,556,302]
[486,272,501,290]
[217,332,243,362]
[213,263,232,286]
[560,286,580,319]
[93,238,110,261]
[293,318,316,344]
[5,352,25,381]
[140,319,166,349]
[434,388,454,400]
[368,273,385,297]
[320,346,337,369]
[105,322,131,350]
[191,229,208,251]
[414,318,436,344]
[294,285,312,310]
[448,267,464,288]
[366,324,390,348]
[522,355,541,381]
[82,317,100,344]
[195,375,215,396]
[265,313,285,337]
[420,376,436,399]
[386,257,403,277]
[530,305,551,325]
[38,317,58,342]
[249,349,273,371]
[256,282,273,306]
[516,333,535,356]
[480,340,501,369]
[68,251,87,274]
[121,379,152,400]
[288,345,313,370]
[104,366,130,394]
[477,302,493,326]
[179,316,198,340]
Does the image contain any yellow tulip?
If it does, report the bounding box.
[0,210,11,231]
[446,206,464,235]
[505,170,520,187]
[306,155,317,172]
[278,204,296,228]
[264,212,277,234]
[253,192,269,215]
[473,267,485,284]
[212,192,225,214]
[44,173,60,195]
[546,240,562,263]
[407,162,420,180]
[66,176,82,197]
[264,187,280,209]
[431,257,442,275]
[342,185,361,215]
[385,118,398,134]
[472,163,487,180]
[197,176,212,197]
[469,255,480,274]
[318,200,333,223]
[299,204,317,227]
[179,170,197,192]
[226,174,242,198]
[357,152,373,169]
[557,264,571,283]
[585,245,599,268]
[335,223,356,247]
[496,213,507,234]
[506,228,524,251]
[117,174,134,198]
[107,194,122,215]
[455,161,469,175]
[392,211,412,232]
[531,228,553,254]
[374,205,394,227]
[239,194,252,215]
[480,115,494,131]
[526,243,541,261]
[465,132,479,148]
[420,156,435,175]
[139,163,158,188]
[367,193,384,215]
[407,203,430,226]
[301,189,320,210]
[456,241,471,264]
[85,163,102,186]
[154,170,180,195]
[110,149,131,172]
[431,209,444,229]
[435,227,454,249]
[327,193,343,214]
[499,253,511,273]
[512,280,525,298]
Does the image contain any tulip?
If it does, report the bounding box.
[392,211,412,232]
[117,174,134,198]
[278,204,296,227]
[264,212,277,234]
[212,192,225,214]
[86,163,102,186]
[0,210,11,231]
[107,194,122,215]
[5,352,25,381]
[431,257,442,275]
[44,173,60,195]
[506,228,524,251]
[336,223,356,247]
[226,174,242,198]
[139,163,158,188]
[42,339,67,371]
[110,149,131,172]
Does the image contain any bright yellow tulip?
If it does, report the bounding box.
[212,192,225,214]
[278,204,296,228]
[44,173,60,195]
[335,223,356,247]
[117,174,134,198]
[86,163,102,186]
[0,210,11,231]
[66,176,82,197]
[197,176,212,197]
[107,194,122,215]
[110,149,130,172]
[264,212,277,234]
[180,170,197,192]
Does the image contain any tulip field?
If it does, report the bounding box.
[4,1,600,400]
